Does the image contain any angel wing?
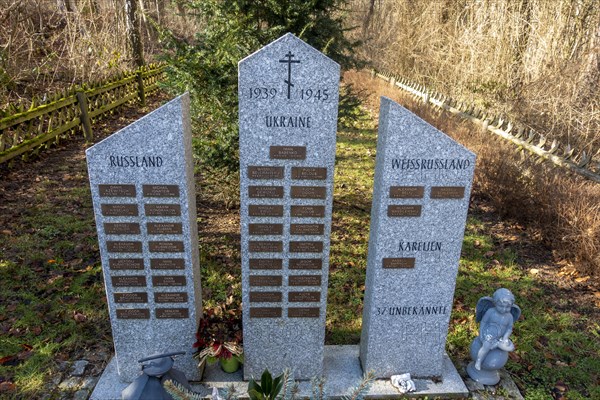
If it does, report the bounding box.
[475,296,494,323]
[510,303,521,323]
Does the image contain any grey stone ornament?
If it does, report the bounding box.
[121,351,191,400]
[467,288,521,385]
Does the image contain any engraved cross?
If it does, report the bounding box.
[279,51,301,99]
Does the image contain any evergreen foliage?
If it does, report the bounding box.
[160,0,363,172]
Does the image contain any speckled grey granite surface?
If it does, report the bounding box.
[360,97,476,378]
[238,33,340,379]
[86,94,202,383]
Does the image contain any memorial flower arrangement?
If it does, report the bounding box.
[193,297,243,373]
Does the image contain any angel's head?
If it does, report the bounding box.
[493,288,515,314]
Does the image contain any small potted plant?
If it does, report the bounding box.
[193,297,243,373]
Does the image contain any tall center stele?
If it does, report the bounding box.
[238,33,340,379]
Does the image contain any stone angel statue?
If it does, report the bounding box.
[467,288,521,385]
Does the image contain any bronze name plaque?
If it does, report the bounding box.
[248,205,284,217]
[290,186,326,199]
[289,258,322,270]
[430,186,465,199]
[156,308,189,319]
[291,206,325,218]
[155,292,188,303]
[107,241,142,253]
[99,184,136,197]
[249,291,282,302]
[250,307,282,318]
[149,241,184,253]
[389,186,425,199]
[248,186,284,199]
[291,167,327,180]
[249,241,283,253]
[249,275,282,287]
[101,204,138,217]
[387,205,422,217]
[152,275,186,286]
[114,292,148,303]
[249,259,283,270]
[248,166,284,180]
[288,307,320,318]
[150,258,185,270]
[290,224,324,236]
[289,275,321,286]
[382,257,416,269]
[109,258,144,270]
[144,204,181,217]
[104,223,140,235]
[147,223,183,235]
[143,184,180,198]
[289,241,323,253]
[269,146,306,160]
[288,292,321,302]
[249,224,283,235]
[111,276,146,287]
[116,308,150,319]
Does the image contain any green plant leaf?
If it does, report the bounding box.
[271,376,284,398]
[248,388,264,400]
[261,369,273,396]
[248,378,261,393]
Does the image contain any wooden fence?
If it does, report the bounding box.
[373,69,600,184]
[0,63,166,164]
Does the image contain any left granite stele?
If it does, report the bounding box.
[86,93,202,383]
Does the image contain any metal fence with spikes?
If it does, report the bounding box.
[372,69,600,184]
[0,63,166,165]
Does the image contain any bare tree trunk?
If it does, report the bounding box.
[125,0,145,67]
[57,0,77,12]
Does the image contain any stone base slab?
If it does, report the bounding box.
[91,345,468,399]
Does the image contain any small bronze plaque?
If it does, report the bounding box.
[101,204,138,217]
[387,205,422,217]
[288,292,321,302]
[291,206,325,218]
[389,186,425,199]
[155,292,188,303]
[249,241,283,253]
[156,308,189,319]
[111,275,146,287]
[107,241,142,253]
[109,258,144,270]
[99,184,136,197]
[152,275,186,286]
[382,258,416,269]
[289,258,322,270]
[104,223,140,235]
[143,185,180,198]
[248,166,284,180]
[116,308,150,319]
[289,275,321,286]
[249,224,283,236]
[288,307,320,318]
[249,186,284,199]
[290,186,326,199]
[250,307,282,318]
[289,241,323,253]
[249,291,282,302]
[149,241,184,253]
[144,204,181,216]
[291,167,327,180]
[430,186,465,199]
[290,224,324,236]
[269,146,306,160]
[249,259,283,270]
[147,223,183,235]
[249,275,282,287]
[248,205,284,217]
[150,258,185,270]
[114,292,148,303]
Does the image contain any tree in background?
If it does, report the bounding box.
[161,0,363,172]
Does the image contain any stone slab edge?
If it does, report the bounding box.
[91,345,475,399]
